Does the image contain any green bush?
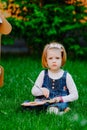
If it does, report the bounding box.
[2,0,87,57]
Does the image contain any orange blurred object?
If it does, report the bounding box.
[0,65,4,87]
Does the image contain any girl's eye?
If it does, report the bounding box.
[49,57,52,60]
[56,57,60,59]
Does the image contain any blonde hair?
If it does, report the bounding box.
[42,42,67,68]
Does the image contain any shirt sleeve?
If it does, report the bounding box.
[31,70,44,96]
[62,73,79,102]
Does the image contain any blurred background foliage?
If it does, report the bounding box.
[0,0,87,58]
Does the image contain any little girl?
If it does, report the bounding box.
[31,42,78,114]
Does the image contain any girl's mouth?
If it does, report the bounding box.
[52,64,57,66]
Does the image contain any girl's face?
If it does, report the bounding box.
[47,49,62,72]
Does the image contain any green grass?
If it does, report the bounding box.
[0,55,87,130]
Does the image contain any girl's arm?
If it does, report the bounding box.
[62,73,79,102]
[31,70,44,96]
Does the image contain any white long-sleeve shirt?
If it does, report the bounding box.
[31,69,78,102]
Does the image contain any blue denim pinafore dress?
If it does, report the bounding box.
[42,70,69,111]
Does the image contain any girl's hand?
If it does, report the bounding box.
[53,97,63,102]
[41,87,49,98]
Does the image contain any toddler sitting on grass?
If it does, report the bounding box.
[31,42,78,115]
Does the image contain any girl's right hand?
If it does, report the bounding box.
[41,87,49,98]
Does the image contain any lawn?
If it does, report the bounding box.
[0,55,87,130]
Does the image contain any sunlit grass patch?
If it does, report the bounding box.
[0,56,87,130]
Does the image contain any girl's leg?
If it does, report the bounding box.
[57,102,68,111]
[47,106,59,114]
[47,103,70,115]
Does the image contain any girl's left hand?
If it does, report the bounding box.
[53,97,61,102]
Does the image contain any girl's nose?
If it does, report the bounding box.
[53,59,56,62]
